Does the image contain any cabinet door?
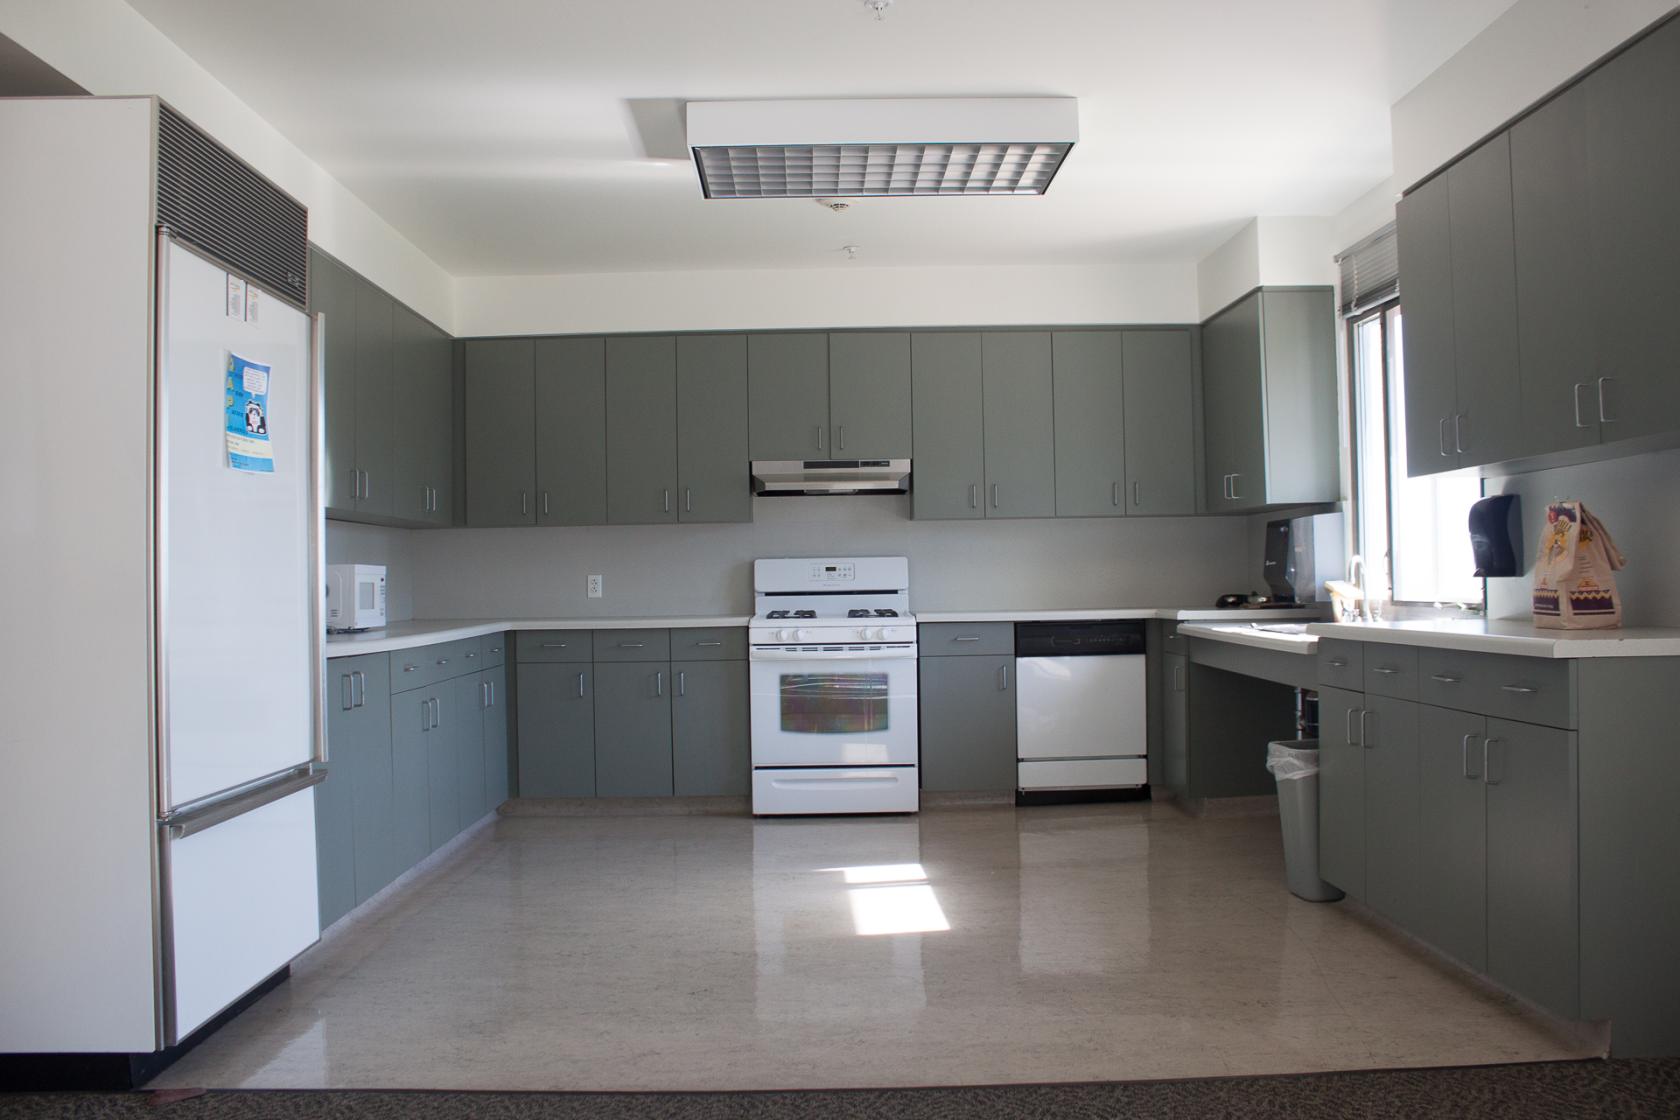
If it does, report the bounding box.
[464,339,536,526]
[1258,289,1339,506]
[594,662,674,797]
[454,673,487,829]
[1051,331,1127,518]
[672,659,749,796]
[1395,173,1461,476]
[605,336,678,525]
[352,277,395,516]
[1161,652,1189,798]
[1486,718,1579,1018]
[981,332,1056,518]
[1416,705,1489,972]
[425,687,458,851]
[391,305,452,524]
[387,691,432,888]
[516,663,595,796]
[1447,134,1523,468]
[676,334,751,523]
[748,332,829,460]
[1511,83,1600,458]
[482,664,510,809]
[1586,16,1680,444]
[1199,293,1268,507]
[910,332,985,520]
[320,655,387,928]
[534,337,607,526]
[918,656,1018,792]
[1122,330,1196,516]
[1316,685,1366,899]
[311,250,359,513]
[1363,695,1421,929]
[340,657,394,907]
[828,332,911,459]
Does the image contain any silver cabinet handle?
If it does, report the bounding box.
[685,487,692,513]
[655,671,664,697]
[1500,684,1539,695]
[815,425,825,451]
[1597,376,1616,423]
[489,681,495,707]
[1228,473,1242,501]
[953,635,981,642]
[1372,666,1402,675]
[677,670,686,697]
[1360,708,1372,748]
[340,673,353,711]
[431,697,441,729]
[1573,383,1590,429]
[1133,481,1141,508]
[619,642,646,649]
[969,483,978,509]
[403,663,419,673]
[436,658,449,666]
[350,468,360,499]
[1483,737,1503,785]
[352,671,365,709]
[837,425,845,450]
[1454,413,1466,454]
[696,640,723,648]
[1430,673,1463,684]
[466,650,477,659]
[1327,657,1348,669]
[1345,706,1359,747]
[990,483,999,509]
[1111,481,1120,507]
[1439,417,1451,457]
[1172,663,1185,691]
[577,671,586,698]
[1461,733,1482,779]
[490,646,502,654]
[542,642,568,649]
[521,491,528,516]
[481,681,488,708]
[542,491,550,516]
[996,663,1009,691]
[420,699,431,732]
[662,488,670,514]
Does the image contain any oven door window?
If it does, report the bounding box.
[780,672,889,734]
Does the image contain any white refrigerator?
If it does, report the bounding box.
[0,96,323,1056]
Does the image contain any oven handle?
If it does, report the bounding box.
[750,646,919,661]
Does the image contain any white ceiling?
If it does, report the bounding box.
[125,0,1515,277]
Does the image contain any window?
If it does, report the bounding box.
[1349,301,1482,607]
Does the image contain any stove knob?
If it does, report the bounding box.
[776,628,793,642]
[796,628,812,641]
[870,627,886,641]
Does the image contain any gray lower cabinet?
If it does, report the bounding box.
[1051,331,1127,518]
[318,653,388,929]
[390,305,453,525]
[1161,652,1189,798]
[452,672,487,835]
[1122,329,1197,516]
[981,332,1056,518]
[1362,695,1421,930]
[534,337,607,526]
[482,664,510,808]
[748,332,829,460]
[516,662,596,796]
[917,654,1017,792]
[910,332,985,520]
[593,662,674,797]
[1416,703,1490,972]
[1316,685,1366,900]
[424,684,459,852]
[388,687,433,884]
[676,334,751,523]
[828,332,911,459]
[605,336,678,524]
[671,659,749,796]
[465,339,537,526]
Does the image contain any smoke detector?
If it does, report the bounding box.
[814,198,851,213]
[862,0,893,20]
[687,98,1078,199]
[841,244,861,261]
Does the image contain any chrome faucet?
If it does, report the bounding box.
[1347,554,1371,623]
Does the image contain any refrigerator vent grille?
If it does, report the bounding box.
[156,103,309,309]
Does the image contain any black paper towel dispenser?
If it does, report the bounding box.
[1468,494,1521,578]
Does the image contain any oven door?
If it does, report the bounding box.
[749,648,918,767]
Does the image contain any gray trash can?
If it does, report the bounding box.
[1266,739,1345,903]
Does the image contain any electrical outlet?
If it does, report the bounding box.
[587,574,603,599]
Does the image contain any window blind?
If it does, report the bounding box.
[1336,222,1398,317]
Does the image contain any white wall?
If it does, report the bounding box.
[453,260,1201,337]
[1391,0,1679,190]
[1195,220,1260,319]
[0,0,456,330]
[405,497,1252,619]
[1196,216,1335,319]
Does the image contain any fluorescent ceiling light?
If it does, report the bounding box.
[687,98,1077,199]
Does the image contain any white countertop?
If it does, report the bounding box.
[326,616,750,657]
[1306,619,1680,659]
[916,607,1329,624]
[1177,622,1318,655]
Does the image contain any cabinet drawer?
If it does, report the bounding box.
[479,632,508,669]
[517,630,593,663]
[1364,645,1420,700]
[1161,623,1188,655]
[391,638,481,692]
[920,622,1014,657]
[593,628,671,662]
[1418,649,1576,728]
[1317,639,1364,691]
[670,627,746,661]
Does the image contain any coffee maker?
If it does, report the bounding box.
[1263,512,1345,604]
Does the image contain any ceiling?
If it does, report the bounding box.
[124,0,1516,277]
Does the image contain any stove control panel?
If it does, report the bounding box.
[808,561,855,583]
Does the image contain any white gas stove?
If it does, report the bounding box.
[748,557,919,816]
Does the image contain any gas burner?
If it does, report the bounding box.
[766,610,791,619]
[847,609,873,618]
[794,610,817,619]
[874,609,899,617]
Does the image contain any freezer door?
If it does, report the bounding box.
[158,239,318,808]
[1014,655,1147,761]
[166,784,320,1041]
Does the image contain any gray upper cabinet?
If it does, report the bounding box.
[676,334,751,523]
[1395,175,1462,476]
[465,339,536,526]
[1122,329,1197,516]
[828,332,912,459]
[1201,290,1335,511]
[534,337,607,526]
[981,332,1057,518]
[312,250,359,513]
[748,333,829,460]
[1051,331,1127,518]
[910,332,985,520]
[1446,134,1523,468]
[351,279,395,517]
[605,336,679,524]
[391,304,452,525]
[593,662,674,797]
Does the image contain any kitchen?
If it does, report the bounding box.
[3,0,1680,1113]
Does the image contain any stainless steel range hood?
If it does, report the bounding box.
[751,459,910,496]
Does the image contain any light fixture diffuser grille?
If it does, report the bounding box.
[693,141,1072,199]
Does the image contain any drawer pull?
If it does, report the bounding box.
[1371,666,1402,675]
[403,664,418,673]
[1500,684,1539,695]
[619,642,647,649]
[436,658,449,666]
[541,642,568,649]
[953,635,982,642]
[696,641,724,648]
[1430,673,1463,684]
[1327,658,1348,669]
[466,651,477,658]
[490,647,502,654]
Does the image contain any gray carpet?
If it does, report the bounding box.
[3,1060,1679,1119]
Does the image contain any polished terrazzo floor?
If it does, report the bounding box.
[151,802,1597,1091]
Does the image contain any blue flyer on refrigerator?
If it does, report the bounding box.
[225,351,274,473]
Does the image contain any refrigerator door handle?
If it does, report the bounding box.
[309,311,327,765]
[161,765,324,841]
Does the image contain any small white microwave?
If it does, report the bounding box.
[326,564,387,632]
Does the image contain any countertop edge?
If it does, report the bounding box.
[1305,622,1680,659]
[1176,623,1318,656]
[327,616,752,657]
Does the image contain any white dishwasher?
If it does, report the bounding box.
[1014,620,1148,802]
